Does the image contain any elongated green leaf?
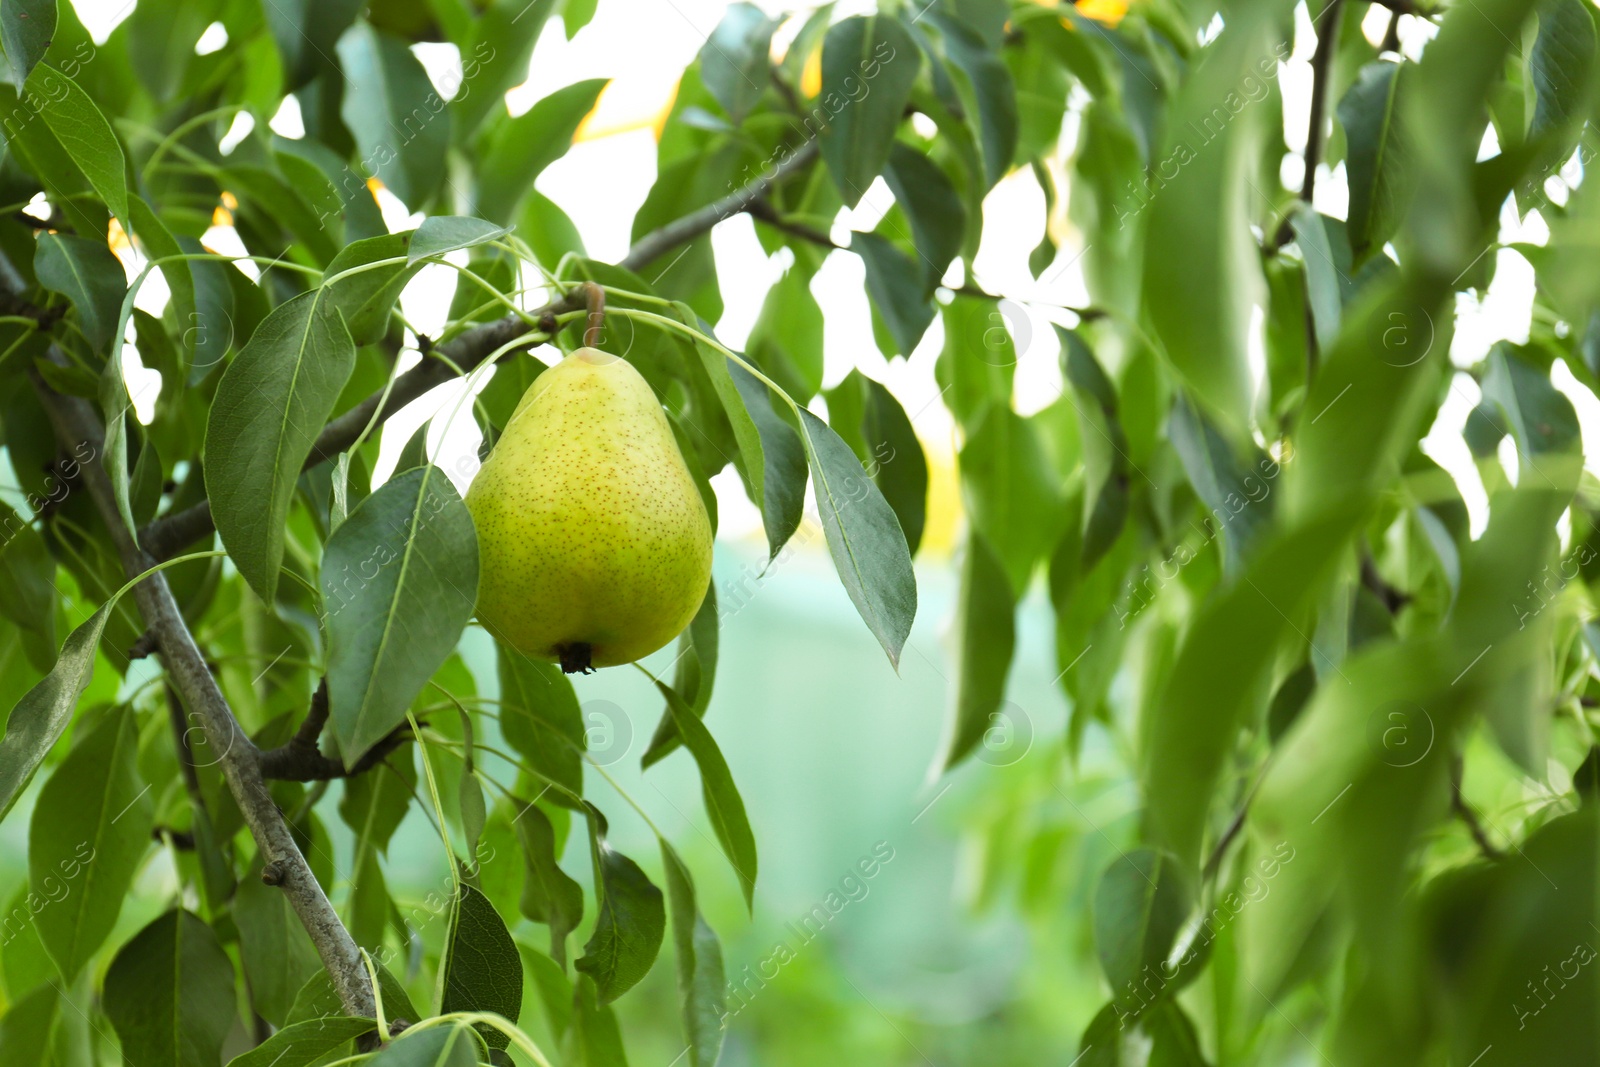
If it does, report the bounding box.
[27,62,127,221]
[451,0,559,139]
[206,289,355,604]
[656,681,757,910]
[1093,849,1191,1001]
[661,840,726,1067]
[235,853,321,1025]
[34,232,125,351]
[226,1017,375,1067]
[338,743,416,854]
[852,231,935,357]
[409,215,512,264]
[643,583,720,767]
[959,403,1065,595]
[324,465,478,766]
[1,0,54,83]
[0,983,59,1064]
[927,11,1018,190]
[702,3,775,123]
[0,501,54,663]
[571,975,630,1065]
[325,232,423,346]
[797,408,917,668]
[1338,60,1408,259]
[940,530,1016,769]
[1168,395,1274,572]
[1481,344,1582,459]
[938,296,1014,433]
[103,910,236,1067]
[371,1024,480,1066]
[883,143,966,292]
[30,707,149,981]
[0,600,113,821]
[861,376,928,556]
[1530,0,1597,145]
[337,22,448,208]
[729,362,806,561]
[266,0,361,87]
[440,881,524,1050]
[818,15,920,206]
[287,962,417,1027]
[498,642,584,797]
[476,79,608,224]
[515,798,583,968]
[577,815,665,1004]
[128,197,195,367]
[746,263,823,402]
[675,305,766,510]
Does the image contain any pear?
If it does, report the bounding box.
[466,347,713,672]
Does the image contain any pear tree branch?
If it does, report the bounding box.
[139,138,823,561]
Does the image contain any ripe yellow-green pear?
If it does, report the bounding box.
[466,346,713,672]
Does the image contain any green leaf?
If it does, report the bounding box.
[0,983,60,1064]
[959,404,1065,595]
[940,530,1016,769]
[655,681,758,911]
[926,11,1018,190]
[1530,0,1597,145]
[576,814,666,1004]
[643,583,721,767]
[408,215,512,264]
[571,975,630,1065]
[337,22,449,208]
[498,642,584,798]
[1168,395,1274,572]
[128,197,195,368]
[1338,60,1408,259]
[235,853,322,1025]
[440,881,524,1051]
[1481,343,1582,459]
[883,143,966,292]
[1141,9,1278,433]
[29,706,149,981]
[452,0,559,140]
[675,306,767,514]
[0,501,55,665]
[729,362,806,561]
[1289,207,1347,351]
[26,62,127,221]
[937,296,1014,432]
[701,3,775,124]
[860,376,928,556]
[34,232,125,352]
[205,289,356,604]
[103,910,237,1067]
[1,0,54,83]
[746,263,823,402]
[797,408,917,668]
[324,465,478,767]
[818,15,920,207]
[371,1024,481,1067]
[0,600,114,821]
[225,1017,376,1067]
[287,962,417,1027]
[266,0,361,87]
[325,232,423,346]
[660,839,726,1067]
[476,79,608,224]
[1093,848,1191,1002]
[515,798,584,968]
[853,231,935,357]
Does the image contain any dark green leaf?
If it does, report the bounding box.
[1338,60,1408,259]
[1,0,54,83]
[0,501,54,664]
[1481,344,1582,458]
[324,465,478,766]
[746,263,823,402]
[225,1017,376,1067]
[26,62,127,221]
[267,0,361,87]
[498,642,584,798]
[370,1024,480,1066]
[476,79,608,224]
[452,0,559,139]
[441,881,524,1050]
[1093,848,1191,1000]
[34,232,125,351]
[860,376,928,556]
[960,404,1064,594]
[730,362,806,561]
[287,962,417,1027]
[940,530,1015,769]
[818,15,920,207]
[1168,395,1274,572]
[797,408,917,668]
[235,853,322,1025]
[409,215,512,264]
[103,910,236,1067]
[571,975,630,1065]
[927,11,1018,190]
[1530,0,1597,145]
[337,22,449,208]
[675,306,767,513]
[937,296,1014,432]
[661,840,725,1067]
[339,743,416,854]
[0,983,59,1064]
[325,232,423,347]
[576,815,666,1004]
[643,583,721,768]
[29,706,149,981]
[883,143,966,292]
[655,681,757,910]
[205,289,356,604]
[515,798,583,968]
[701,3,775,124]
[852,230,934,357]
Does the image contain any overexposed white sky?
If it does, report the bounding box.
[66,0,1595,547]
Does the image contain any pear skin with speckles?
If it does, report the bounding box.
[465,347,713,671]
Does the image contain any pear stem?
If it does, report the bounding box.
[582,281,605,349]
[558,642,595,674]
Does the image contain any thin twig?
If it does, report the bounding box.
[1449,755,1503,860]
